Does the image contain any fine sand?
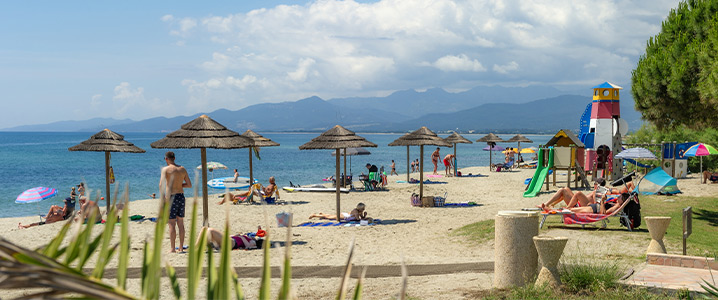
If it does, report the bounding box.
[2,166,716,299]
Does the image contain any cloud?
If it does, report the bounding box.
[493,61,519,74]
[430,54,486,72]
[159,0,680,113]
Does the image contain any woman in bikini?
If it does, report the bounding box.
[309,203,372,222]
[431,147,440,175]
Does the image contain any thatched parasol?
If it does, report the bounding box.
[444,132,473,176]
[389,127,451,200]
[241,130,280,185]
[151,115,253,226]
[299,125,377,221]
[506,134,533,167]
[476,133,506,170]
[69,129,145,212]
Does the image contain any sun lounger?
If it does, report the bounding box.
[539,195,636,231]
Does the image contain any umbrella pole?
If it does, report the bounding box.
[454,143,457,176]
[406,146,410,181]
[201,148,209,226]
[335,149,341,221]
[420,145,424,200]
[700,156,703,183]
[489,145,493,171]
[343,149,347,187]
[105,151,111,212]
[249,147,253,185]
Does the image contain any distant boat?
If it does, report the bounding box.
[207,176,256,190]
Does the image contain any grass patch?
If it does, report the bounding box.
[450,219,494,243]
[475,260,682,299]
[560,261,620,293]
[640,195,718,256]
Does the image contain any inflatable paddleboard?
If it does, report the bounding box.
[207,177,255,189]
[283,187,350,193]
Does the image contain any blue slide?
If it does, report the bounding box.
[523,147,554,198]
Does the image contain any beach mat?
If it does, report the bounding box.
[396,180,447,184]
[457,174,486,178]
[296,219,382,227]
[442,203,480,207]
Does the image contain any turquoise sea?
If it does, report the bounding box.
[0,132,550,218]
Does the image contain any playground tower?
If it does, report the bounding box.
[581,82,626,180]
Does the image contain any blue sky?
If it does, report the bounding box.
[0,0,680,129]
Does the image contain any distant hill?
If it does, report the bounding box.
[329,85,570,118]
[4,118,134,132]
[1,85,643,133]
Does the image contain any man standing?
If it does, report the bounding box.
[160,151,192,253]
[390,160,398,176]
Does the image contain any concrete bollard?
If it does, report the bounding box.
[533,236,568,288]
[493,211,539,289]
[645,216,671,254]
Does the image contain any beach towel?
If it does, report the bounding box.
[427,174,442,178]
[562,213,611,225]
[296,219,382,227]
[442,202,479,207]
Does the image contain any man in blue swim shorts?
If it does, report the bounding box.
[160,151,192,253]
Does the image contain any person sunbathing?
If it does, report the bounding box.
[218,176,279,204]
[539,178,609,210]
[18,205,66,229]
[703,170,718,184]
[201,227,265,250]
[309,203,372,222]
[566,193,628,215]
[75,198,102,223]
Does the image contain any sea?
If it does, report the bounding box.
[0,132,551,218]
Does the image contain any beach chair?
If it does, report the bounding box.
[539,192,639,231]
[491,160,515,172]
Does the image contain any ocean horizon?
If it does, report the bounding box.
[0,131,551,218]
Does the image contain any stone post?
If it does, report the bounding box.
[645,216,671,254]
[493,211,539,288]
[533,236,568,288]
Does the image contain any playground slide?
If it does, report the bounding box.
[523,148,554,198]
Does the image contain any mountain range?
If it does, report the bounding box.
[2,85,643,134]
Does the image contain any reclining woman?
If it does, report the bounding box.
[568,193,629,215]
[539,177,635,210]
[309,202,373,222]
[201,227,265,250]
[218,176,279,204]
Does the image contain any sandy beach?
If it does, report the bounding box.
[2,166,716,299]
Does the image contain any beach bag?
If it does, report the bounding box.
[411,193,422,207]
[421,196,434,207]
[433,196,445,207]
[276,212,292,228]
[621,199,641,229]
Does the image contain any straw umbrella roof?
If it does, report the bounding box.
[241,129,280,147]
[388,127,451,147]
[444,132,473,144]
[69,129,145,153]
[476,133,505,143]
[151,115,253,149]
[299,125,377,150]
[506,134,533,143]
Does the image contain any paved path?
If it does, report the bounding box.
[97,262,494,279]
[624,264,717,292]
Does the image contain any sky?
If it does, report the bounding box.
[0,0,681,129]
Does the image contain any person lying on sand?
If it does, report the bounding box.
[18,204,66,229]
[309,203,372,222]
[218,176,279,204]
[202,227,265,250]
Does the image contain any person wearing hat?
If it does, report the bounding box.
[539,177,609,210]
